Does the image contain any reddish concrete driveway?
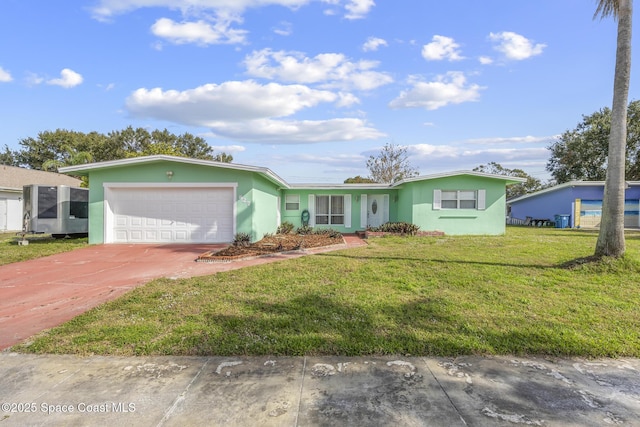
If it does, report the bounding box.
[0,237,366,350]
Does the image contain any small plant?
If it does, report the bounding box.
[368,222,420,235]
[277,221,295,235]
[296,225,313,235]
[233,232,252,247]
[313,228,343,239]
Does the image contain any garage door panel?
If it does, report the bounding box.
[109,187,234,243]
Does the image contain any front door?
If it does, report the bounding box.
[367,195,385,228]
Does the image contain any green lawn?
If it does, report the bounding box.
[11,227,640,358]
[0,232,88,266]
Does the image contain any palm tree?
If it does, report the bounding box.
[594,0,633,258]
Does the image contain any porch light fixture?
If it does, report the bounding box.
[166,170,174,179]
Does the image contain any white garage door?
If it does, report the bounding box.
[107,186,235,243]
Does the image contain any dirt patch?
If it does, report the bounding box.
[197,234,345,262]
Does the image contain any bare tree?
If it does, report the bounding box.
[366,143,419,184]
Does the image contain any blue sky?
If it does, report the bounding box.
[0,1,637,183]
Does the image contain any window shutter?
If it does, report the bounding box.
[477,189,486,210]
[308,194,315,227]
[344,194,351,228]
[277,196,281,226]
[360,194,368,228]
[383,194,389,223]
[433,189,442,210]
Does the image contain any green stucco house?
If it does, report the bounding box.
[60,155,524,244]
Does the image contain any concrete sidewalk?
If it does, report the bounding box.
[1,353,639,426]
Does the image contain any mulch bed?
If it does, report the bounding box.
[197,234,345,263]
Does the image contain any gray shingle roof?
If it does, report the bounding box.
[0,165,82,191]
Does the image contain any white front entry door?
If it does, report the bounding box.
[367,194,388,228]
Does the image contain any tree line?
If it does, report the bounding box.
[1,126,232,171]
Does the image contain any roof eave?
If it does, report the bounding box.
[59,155,290,188]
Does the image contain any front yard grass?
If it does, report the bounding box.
[12,227,640,358]
[0,232,87,266]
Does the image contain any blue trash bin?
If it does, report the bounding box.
[555,214,570,228]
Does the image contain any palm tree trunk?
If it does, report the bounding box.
[595,0,632,258]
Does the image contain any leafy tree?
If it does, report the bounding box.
[366,143,419,184]
[213,152,234,163]
[546,101,640,183]
[42,145,93,172]
[473,162,542,199]
[344,175,376,183]
[16,129,88,170]
[594,0,632,258]
[0,145,18,166]
[14,127,232,170]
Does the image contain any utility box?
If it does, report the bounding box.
[22,185,88,238]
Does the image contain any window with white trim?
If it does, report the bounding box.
[441,190,476,209]
[285,194,300,211]
[315,195,345,225]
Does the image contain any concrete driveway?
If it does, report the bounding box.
[0,238,365,350]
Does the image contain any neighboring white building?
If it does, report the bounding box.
[0,165,82,231]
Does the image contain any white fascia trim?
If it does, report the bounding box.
[61,155,289,188]
[103,182,238,189]
[507,180,612,204]
[288,183,391,190]
[394,170,527,186]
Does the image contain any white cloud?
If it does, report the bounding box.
[362,36,387,52]
[336,92,360,107]
[206,118,384,143]
[125,80,384,143]
[47,68,83,88]
[422,35,464,61]
[462,147,549,160]
[90,0,373,27]
[0,66,12,82]
[410,143,459,158]
[400,140,551,176]
[151,16,247,45]
[25,72,44,86]
[389,72,484,110]
[90,0,311,20]
[243,48,393,90]
[344,0,375,19]
[478,56,493,65]
[465,135,557,145]
[210,144,246,152]
[489,31,546,60]
[273,21,293,36]
[126,80,337,124]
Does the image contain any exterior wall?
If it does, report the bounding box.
[86,160,278,244]
[280,189,399,233]
[397,176,508,235]
[246,174,280,241]
[509,184,640,228]
[509,187,576,222]
[0,190,23,231]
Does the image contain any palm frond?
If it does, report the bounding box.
[594,0,620,20]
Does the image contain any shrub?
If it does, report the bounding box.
[277,221,295,235]
[296,225,314,235]
[313,228,343,239]
[233,232,252,247]
[368,222,420,235]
